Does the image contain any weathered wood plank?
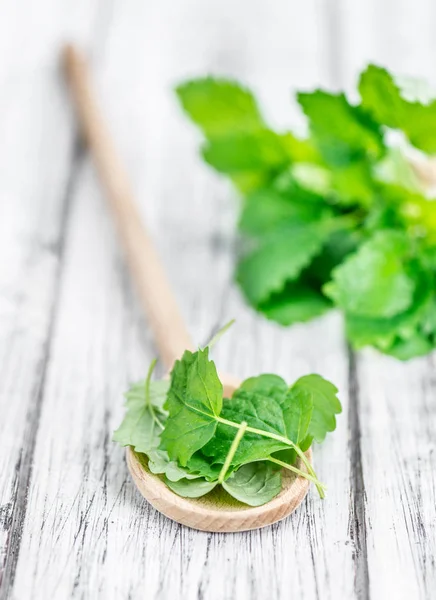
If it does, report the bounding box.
[11,1,356,599]
[0,1,106,596]
[337,1,436,598]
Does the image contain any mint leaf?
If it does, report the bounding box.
[202,129,290,175]
[292,374,342,443]
[165,476,217,498]
[203,373,335,463]
[222,462,282,507]
[160,348,222,466]
[239,186,331,236]
[147,449,202,482]
[259,282,331,325]
[176,78,264,138]
[345,266,433,350]
[237,222,331,305]
[384,333,434,360]
[186,452,224,481]
[324,231,415,318]
[359,65,436,154]
[113,363,169,453]
[297,90,384,164]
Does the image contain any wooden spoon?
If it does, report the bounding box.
[62,45,313,532]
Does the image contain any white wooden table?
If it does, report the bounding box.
[1,1,435,598]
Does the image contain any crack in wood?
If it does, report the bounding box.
[348,349,370,600]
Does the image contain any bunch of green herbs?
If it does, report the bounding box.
[176,66,436,359]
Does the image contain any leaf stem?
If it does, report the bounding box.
[205,319,235,350]
[218,421,247,484]
[145,358,158,406]
[268,457,326,498]
[145,358,165,430]
[216,416,325,497]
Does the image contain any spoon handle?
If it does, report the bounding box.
[62,45,194,369]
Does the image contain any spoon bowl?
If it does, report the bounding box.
[127,447,312,532]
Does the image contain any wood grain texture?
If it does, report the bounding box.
[0,0,435,599]
[0,1,103,595]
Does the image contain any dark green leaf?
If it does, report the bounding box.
[259,282,331,325]
[237,222,332,305]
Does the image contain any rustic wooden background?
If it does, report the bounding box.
[0,1,435,599]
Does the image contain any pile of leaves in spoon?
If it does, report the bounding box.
[114,324,341,507]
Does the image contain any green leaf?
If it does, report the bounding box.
[202,129,290,175]
[292,374,342,443]
[345,265,433,350]
[384,333,434,361]
[239,186,331,236]
[281,132,322,163]
[203,375,293,465]
[297,90,384,164]
[113,376,169,454]
[147,450,201,482]
[165,476,217,498]
[186,452,224,481]
[329,160,375,207]
[222,462,282,507]
[237,222,332,306]
[176,77,264,138]
[359,64,436,153]
[203,373,338,464]
[324,231,415,318]
[285,384,314,445]
[259,282,331,326]
[160,348,223,466]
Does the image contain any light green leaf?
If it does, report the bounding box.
[202,129,290,175]
[359,64,436,154]
[292,374,342,443]
[165,476,217,499]
[147,450,200,482]
[297,89,384,164]
[113,377,169,454]
[160,348,223,466]
[384,333,434,361]
[284,385,314,445]
[176,77,264,138]
[324,231,415,318]
[222,462,282,507]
